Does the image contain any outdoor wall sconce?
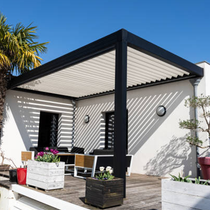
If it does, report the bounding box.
[156,105,166,117]
[84,115,90,123]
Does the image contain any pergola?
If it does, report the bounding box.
[9,29,203,196]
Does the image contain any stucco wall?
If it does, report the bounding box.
[75,79,197,177]
[1,90,73,167]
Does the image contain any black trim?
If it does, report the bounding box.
[13,88,77,100]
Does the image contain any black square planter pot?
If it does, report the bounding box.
[85,177,123,209]
[9,169,18,183]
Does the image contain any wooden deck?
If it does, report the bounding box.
[0,173,162,209]
[34,174,162,210]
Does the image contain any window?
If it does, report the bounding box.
[105,111,128,152]
[38,111,59,147]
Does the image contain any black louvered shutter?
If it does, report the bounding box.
[105,112,115,149]
[38,112,58,147]
[105,111,128,153]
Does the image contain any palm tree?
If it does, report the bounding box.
[0,13,48,137]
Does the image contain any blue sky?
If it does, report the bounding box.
[1,0,210,69]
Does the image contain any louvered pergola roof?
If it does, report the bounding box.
[9,29,203,100]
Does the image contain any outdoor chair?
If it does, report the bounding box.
[21,151,34,167]
[74,154,96,179]
[91,149,114,155]
[70,146,84,154]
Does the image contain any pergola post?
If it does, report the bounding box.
[114,34,127,198]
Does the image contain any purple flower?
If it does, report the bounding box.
[45,147,49,151]
[39,151,44,157]
[50,149,53,152]
[52,149,59,155]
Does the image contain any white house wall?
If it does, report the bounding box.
[197,62,210,96]
[75,79,197,177]
[194,62,210,155]
[1,90,73,167]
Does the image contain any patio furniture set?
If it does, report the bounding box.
[27,147,133,179]
[11,148,132,209]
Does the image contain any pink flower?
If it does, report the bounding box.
[50,149,53,152]
[45,147,49,151]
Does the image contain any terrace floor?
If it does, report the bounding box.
[0,173,162,210]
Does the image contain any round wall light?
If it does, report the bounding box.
[156,105,166,117]
[84,115,90,123]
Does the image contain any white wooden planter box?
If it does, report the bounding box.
[26,160,65,191]
[162,178,210,210]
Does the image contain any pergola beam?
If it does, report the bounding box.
[114,30,128,198]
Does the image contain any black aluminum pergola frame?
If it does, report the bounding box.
[9,29,204,197]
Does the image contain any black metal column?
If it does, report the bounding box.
[114,36,127,198]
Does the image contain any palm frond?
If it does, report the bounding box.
[0,12,48,74]
[0,51,10,68]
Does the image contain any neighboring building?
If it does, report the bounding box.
[1,29,208,177]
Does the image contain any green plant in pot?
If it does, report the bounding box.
[179,95,210,179]
[35,147,60,162]
[85,166,123,209]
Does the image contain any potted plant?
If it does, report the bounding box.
[179,95,210,179]
[162,174,210,209]
[26,147,65,190]
[85,166,123,209]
